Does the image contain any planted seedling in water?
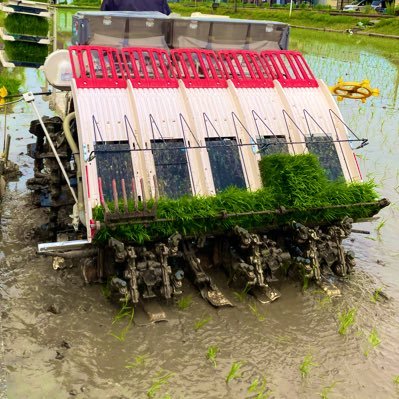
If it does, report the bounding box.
[247,376,271,399]
[109,297,134,342]
[375,218,386,240]
[248,303,266,322]
[125,354,148,369]
[226,361,244,383]
[299,354,317,378]
[194,315,212,331]
[370,288,382,303]
[147,371,174,399]
[100,279,111,299]
[206,345,219,368]
[320,382,337,399]
[338,308,356,335]
[177,295,192,310]
[364,328,381,356]
[233,283,251,302]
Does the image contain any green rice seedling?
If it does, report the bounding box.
[226,361,244,383]
[393,375,399,385]
[176,295,192,311]
[93,154,381,245]
[4,42,48,64]
[338,308,356,335]
[233,283,251,302]
[4,14,49,36]
[299,354,317,378]
[248,376,272,399]
[100,278,112,299]
[375,219,386,238]
[364,328,381,356]
[370,288,382,303]
[147,372,174,399]
[248,303,266,322]
[194,316,212,331]
[317,295,332,308]
[320,382,337,399]
[206,345,219,368]
[109,298,134,342]
[125,354,148,369]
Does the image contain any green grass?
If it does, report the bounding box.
[299,354,317,378]
[4,14,49,36]
[170,3,399,35]
[338,308,356,335]
[4,42,48,64]
[0,75,21,97]
[393,375,399,385]
[206,345,219,368]
[176,295,192,310]
[226,361,244,383]
[93,154,380,245]
[70,0,101,6]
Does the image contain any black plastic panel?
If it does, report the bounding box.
[257,135,289,157]
[205,137,246,192]
[151,139,192,199]
[305,136,343,180]
[94,141,134,201]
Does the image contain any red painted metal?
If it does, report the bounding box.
[89,218,96,239]
[121,48,179,89]
[85,165,90,199]
[261,50,318,88]
[353,152,363,181]
[69,46,127,89]
[218,50,274,88]
[98,177,106,207]
[171,49,227,89]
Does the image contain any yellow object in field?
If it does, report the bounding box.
[329,79,379,103]
[0,86,8,105]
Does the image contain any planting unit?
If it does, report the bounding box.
[25,12,387,318]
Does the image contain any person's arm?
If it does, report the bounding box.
[162,0,171,15]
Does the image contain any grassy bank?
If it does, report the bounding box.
[170,3,399,36]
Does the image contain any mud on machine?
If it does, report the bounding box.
[25,11,388,315]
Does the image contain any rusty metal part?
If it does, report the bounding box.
[183,241,232,307]
[40,248,98,259]
[124,247,139,303]
[230,226,281,302]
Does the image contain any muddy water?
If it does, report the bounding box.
[1,28,399,399]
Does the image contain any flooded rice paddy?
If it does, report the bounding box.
[0,23,399,399]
